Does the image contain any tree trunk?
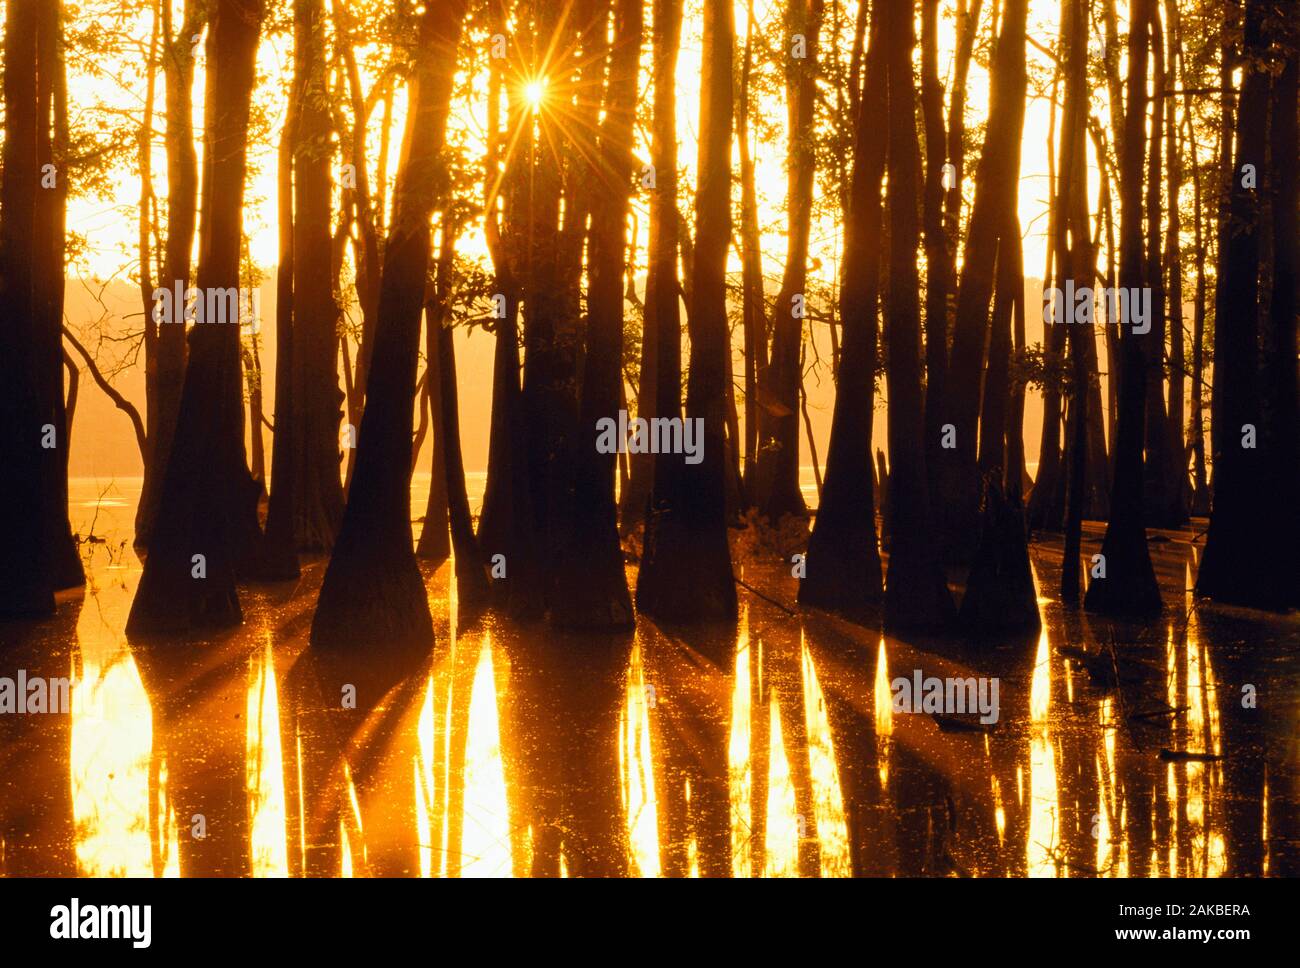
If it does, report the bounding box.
[1198,0,1274,607]
[290,0,345,551]
[33,0,83,592]
[260,103,301,580]
[476,0,539,614]
[127,0,267,634]
[799,2,886,617]
[309,0,468,656]
[552,0,642,629]
[1185,88,1211,516]
[961,0,1039,632]
[1056,0,1092,604]
[1085,0,1161,616]
[736,6,765,506]
[1163,0,1188,525]
[636,0,737,623]
[920,0,951,485]
[420,226,488,603]
[416,344,451,564]
[0,0,56,616]
[634,0,686,612]
[937,0,1029,562]
[1141,3,1176,528]
[1260,43,1298,607]
[880,0,954,633]
[752,0,822,524]
[137,0,201,548]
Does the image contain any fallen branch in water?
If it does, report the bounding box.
[1159,748,1222,763]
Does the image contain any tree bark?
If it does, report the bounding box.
[260,102,301,580]
[309,0,468,655]
[127,0,267,634]
[1085,0,1161,616]
[33,0,83,591]
[1260,42,1299,607]
[880,0,954,632]
[137,0,202,548]
[289,0,345,551]
[636,0,738,623]
[799,2,886,617]
[752,0,823,524]
[552,0,641,629]
[0,0,56,616]
[937,0,1029,562]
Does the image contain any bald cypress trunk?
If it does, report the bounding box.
[127,0,267,634]
[1086,0,1161,616]
[937,0,1029,563]
[880,0,954,632]
[735,10,765,508]
[798,4,886,617]
[260,93,300,580]
[920,0,951,474]
[752,0,822,525]
[309,0,468,655]
[1141,5,1177,528]
[136,0,201,548]
[1262,44,1298,607]
[552,0,641,629]
[636,0,737,623]
[476,0,540,615]
[1163,0,1189,524]
[0,0,55,617]
[289,0,345,551]
[420,227,488,603]
[1197,0,1273,607]
[959,0,1037,635]
[33,0,83,592]
[634,0,685,611]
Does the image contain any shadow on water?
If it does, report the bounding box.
[1,518,1297,876]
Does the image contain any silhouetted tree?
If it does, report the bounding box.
[552,0,641,629]
[637,0,737,623]
[289,0,345,551]
[309,0,469,654]
[1086,0,1161,616]
[1,0,56,617]
[798,4,886,617]
[136,0,202,547]
[127,0,267,633]
[752,0,823,524]
[937,0,1029,562]
[260,85,301,580]
[1200,0,1296,609]
[33,0,83,593]
[880,0,954,632]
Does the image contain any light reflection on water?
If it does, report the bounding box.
[2,490,1297,877]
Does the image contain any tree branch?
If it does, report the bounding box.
[63,324,148,461]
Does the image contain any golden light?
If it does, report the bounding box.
[524,78,547,110]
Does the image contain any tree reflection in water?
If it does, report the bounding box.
[1,518,1297,877]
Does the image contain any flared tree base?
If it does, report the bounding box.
[798,514,883,621]
[310,543,434,669]
[636,507,737,624]
[1196,525,1293,612]
[958,486,1041,636]
[551,527,634,631]
[1083,525,1162,616]
[46,522,85,591]
[127,558,243,636]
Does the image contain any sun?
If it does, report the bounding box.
[524,77,547,110]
